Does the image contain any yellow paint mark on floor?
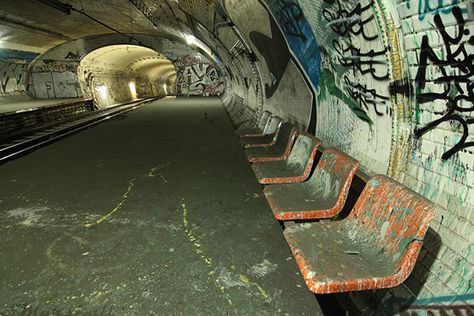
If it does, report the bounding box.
[148,167,159,177]
[83,163,174,227]
[158,173,168,184]
[182,202,213,266]
[84,179,136,228]
[181,202,233,306]
[239,275,271,302]
[181,201,272,306]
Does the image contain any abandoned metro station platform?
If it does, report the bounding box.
[0,0,473,315]
[0,97,322,315]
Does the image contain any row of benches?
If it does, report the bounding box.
[235,112,435,294]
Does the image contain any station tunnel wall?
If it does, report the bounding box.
[219,0,473,310]
[167,0,474,309]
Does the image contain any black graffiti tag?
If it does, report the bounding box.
[322,0,390,119]
[333,40,389,81]
[323,0,377,41]
[343,77,390,116]
[414,6,474,160]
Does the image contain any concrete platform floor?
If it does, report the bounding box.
[0,97,322,315]
[0,98,83,115]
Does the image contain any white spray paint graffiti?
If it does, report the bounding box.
[0,61,28,97]
[30,52,84,99]
[175,55,225,96]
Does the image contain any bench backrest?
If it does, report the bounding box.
[348,175,434,258]
[263,116,283,134]
[271,122,297,155]
[287,134,320,169]
[305,148,359,208]
[257,111,272,130]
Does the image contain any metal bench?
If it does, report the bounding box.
[240,116,283,148]
[236,110,272,138]
[264,148,358,220]
[244,122,297,163]
[251,134,320,184]
[283,175,434,294]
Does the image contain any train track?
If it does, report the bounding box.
[0,98,158,164]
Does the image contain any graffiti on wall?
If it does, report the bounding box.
[31,52,84,99]
[414,6,473,160]
[175,55,225,96]
[0,48,38,63]
[32,72,81,99]
[273,0,394,174]
[263,0,391,125]
[319,0,391,123]
[0,61,28,96]
[32,59,79,73]
[64,51,83,62]
[405,0,467,21]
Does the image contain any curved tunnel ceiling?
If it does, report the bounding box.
[0,0,186,52]
[0,0,228,74]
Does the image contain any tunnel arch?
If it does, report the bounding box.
[28,33,231,103]
[77,44,176,107]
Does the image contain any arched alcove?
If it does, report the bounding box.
[78,45,176,107]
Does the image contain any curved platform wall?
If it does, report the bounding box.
[197,0,474,310]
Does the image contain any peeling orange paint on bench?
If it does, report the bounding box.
[245,123,297,163]
[251,134,320,184]
[236,111,272,138]
[284,175,434,294]
[264,148,358,220]
[240,116,283,148]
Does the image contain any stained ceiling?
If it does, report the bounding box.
[0,0,223,54]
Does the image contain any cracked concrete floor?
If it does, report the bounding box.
[0,97,322,315]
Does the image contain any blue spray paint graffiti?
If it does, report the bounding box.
[0,48,38,63]
[405,0,467,21]
[265,0,322,90]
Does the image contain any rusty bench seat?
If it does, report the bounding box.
[264,148,358,220]
[251,134,320,184]
[284,175,434,294]
[236,110,272,137]
[240,116,283,148]
[245,122,297,163]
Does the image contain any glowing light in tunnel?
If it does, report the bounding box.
[96,85,108,100]
[163,84,168,95]
[129,82,137,100]
[185,35,197,46]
